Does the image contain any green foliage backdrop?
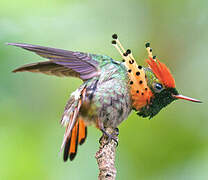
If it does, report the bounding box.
[0,0,207,179]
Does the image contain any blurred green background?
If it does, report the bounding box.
[0,0,207,179]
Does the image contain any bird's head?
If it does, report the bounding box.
[112,34,201,119]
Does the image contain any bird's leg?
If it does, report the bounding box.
[99,124,119,147]
[99,127,119,147]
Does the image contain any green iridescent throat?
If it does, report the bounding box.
[137,88,178,118]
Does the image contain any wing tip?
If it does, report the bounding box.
[12,68,20,73]
[6,42,22,46]
[6,42,34,48]
[12,66,29,73]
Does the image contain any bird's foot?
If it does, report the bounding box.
[99,128,119,147]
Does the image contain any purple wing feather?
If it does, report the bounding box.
[8,43,100,80]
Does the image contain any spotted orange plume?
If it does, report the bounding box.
[146,57,175,88]
[112,34,153,110]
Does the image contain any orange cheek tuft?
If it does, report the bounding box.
[126,61,153,110]
[111,34,153,109]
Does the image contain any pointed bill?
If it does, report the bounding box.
[173,94,202,103]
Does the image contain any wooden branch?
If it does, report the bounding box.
[95,127,118,180]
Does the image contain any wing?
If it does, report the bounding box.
[12,61,80,78]
[8,43,100,80]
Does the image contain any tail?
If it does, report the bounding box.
[60,85,87,161]
[63,118,87,161]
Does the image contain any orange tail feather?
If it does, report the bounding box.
[78,118,87,145]
[63,118,87,161]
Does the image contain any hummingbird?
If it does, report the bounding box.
[8,34,201,162]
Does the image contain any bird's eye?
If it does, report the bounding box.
[154,83,163,92]
[155,83,163,90]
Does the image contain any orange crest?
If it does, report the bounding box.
[145,43,175,88]
[146,57,175,88]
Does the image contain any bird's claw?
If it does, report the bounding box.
[99,128,119,147]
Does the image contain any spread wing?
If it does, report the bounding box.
[8,43,100,80]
